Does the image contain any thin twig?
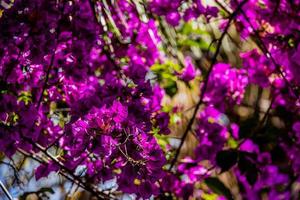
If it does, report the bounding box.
[37,1,66,108]
[19,136,112,199]
[237,4,299,98]
[237,95,275,148]
[168,0,249,171]
[0,180,13,200]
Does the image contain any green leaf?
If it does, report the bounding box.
[180,22,210,35]
[153,132,169,150]
[216,150,238,172]
[18,91,32,104]
[164,79,178,97]
[238,153,258,185]
[228,138,238,148]
[202,193,218,200]
[205,177,233,200]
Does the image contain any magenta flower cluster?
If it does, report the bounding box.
[0,0,300,199]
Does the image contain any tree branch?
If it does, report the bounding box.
[168,0,249,171]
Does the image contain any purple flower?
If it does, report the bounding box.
[111,100,128,123]
[179,56,197,82]
[154,112,170,134]
[240,49,272,88]
[166,11,181,26]
[35,161,60,180]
